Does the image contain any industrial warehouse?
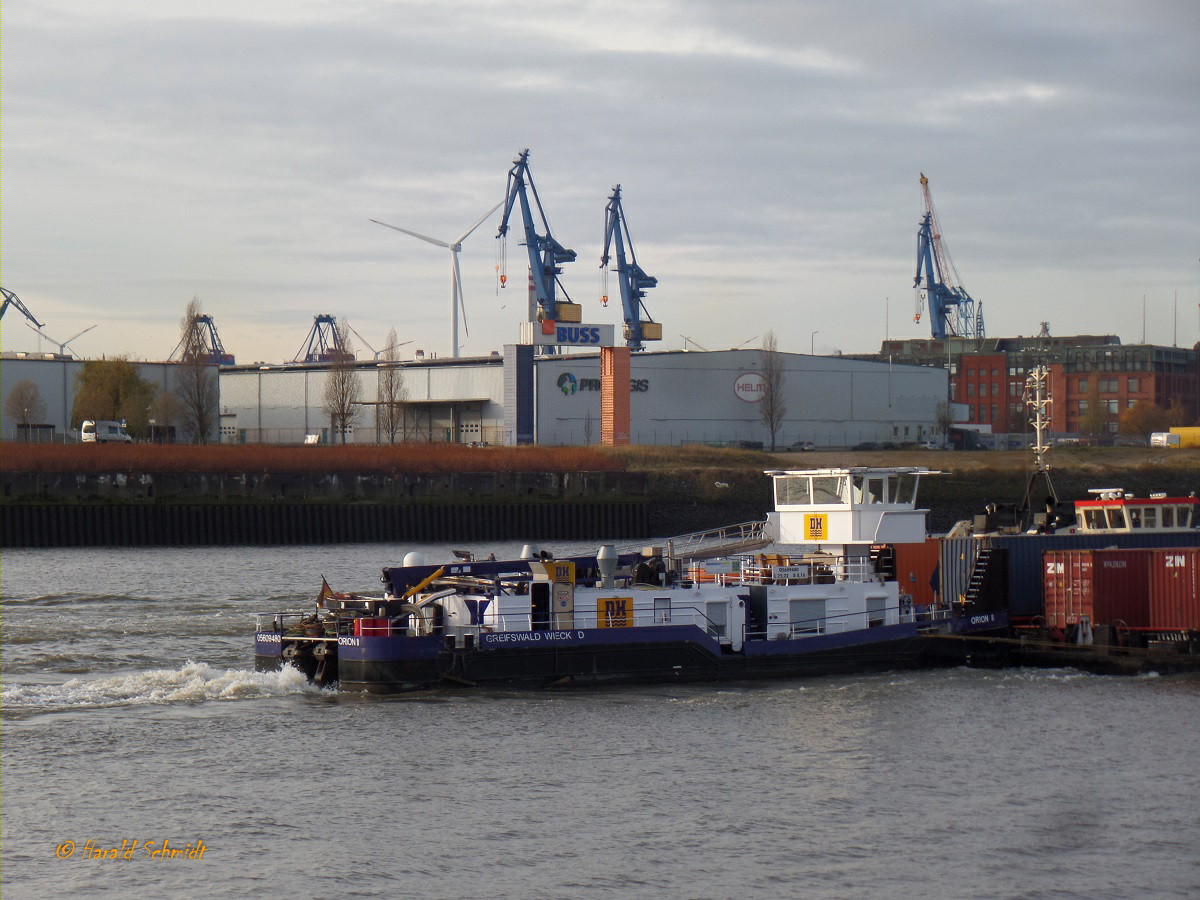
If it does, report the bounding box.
[217,346,946,448]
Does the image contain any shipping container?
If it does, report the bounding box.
[939,537,983,607]
[895,539,942,607]
[1042,549,1151,629]
[987,531,1200,618]
[1148,548,1200,630]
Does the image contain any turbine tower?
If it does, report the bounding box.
[372,200,503,358]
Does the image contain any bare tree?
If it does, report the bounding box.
[759,330,786,451]
[1079,380,1107,438]
[5,380,48,438]
[377,328,408,444]
[323,321,361,444]
[175,296,219,443]
[935,400,954,445]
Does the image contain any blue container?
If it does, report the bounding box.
[989,531,1200,617]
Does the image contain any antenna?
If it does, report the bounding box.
[1018,365,1059,531]
[371,200,503,358]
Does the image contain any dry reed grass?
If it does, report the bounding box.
[2,443,627,475]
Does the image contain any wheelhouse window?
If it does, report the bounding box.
[774,476,811,507]
[893,474,918,504]
[851,475,887,504]
[811,476,847,505]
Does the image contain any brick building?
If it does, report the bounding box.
[875,335,1200,437]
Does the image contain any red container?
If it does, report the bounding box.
[894,539,942,607]
[353,617,391,637]
[1042,549,1151,629]
[1148,548,1200,630]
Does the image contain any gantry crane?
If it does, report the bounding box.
[913,173,984,340]
[496,150,577,338]
[294,314,353,363]
[1,287,44,329]
[601,185,660,351]
[170,313,235,364]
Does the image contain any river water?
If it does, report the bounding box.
[3,543,1198,899]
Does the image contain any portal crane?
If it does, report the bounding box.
[169,314,235,364]
[294,314,353,363]
[913,173,984,340]
[601,185,659,351]
[496,150,576,334]
[1,287,45,329]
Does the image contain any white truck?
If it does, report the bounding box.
[81,420,132,443]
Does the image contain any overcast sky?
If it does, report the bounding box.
[3,0,1198,363]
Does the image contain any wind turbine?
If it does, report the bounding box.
[345,323,413,361]
[371,200,503,358]
[25,321,97,357]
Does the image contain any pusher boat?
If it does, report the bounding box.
[255,467,1006,691]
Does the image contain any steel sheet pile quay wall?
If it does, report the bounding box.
[1043,549,1152,629]
[1149,548,1200,631]
[1,501,649,548]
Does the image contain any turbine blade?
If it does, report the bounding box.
[454,200,504,244]
[453,250,468,336]
[370,218,450,248]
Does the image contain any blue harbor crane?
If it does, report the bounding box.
[0,287,44,329]
[913,173,984,340]
[194,315,234,365]
[170,313,236,364]
[600,185,659,351]
[294,314,353,363]
[496,150,577,337]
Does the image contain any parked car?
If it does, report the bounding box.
[787,441,816,452]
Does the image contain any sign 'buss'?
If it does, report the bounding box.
[520,322,616,347]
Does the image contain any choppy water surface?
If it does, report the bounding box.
[3,545,1199,898]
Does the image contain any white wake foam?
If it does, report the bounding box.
[1,660,322,712]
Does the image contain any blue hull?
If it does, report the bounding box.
[256,615,1006,692]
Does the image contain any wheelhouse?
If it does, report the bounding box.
[1074,489,1198,534]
